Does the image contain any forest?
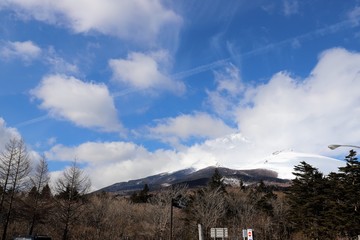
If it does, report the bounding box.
[0,138,359,240]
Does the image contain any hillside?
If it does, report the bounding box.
[97,166,290,195]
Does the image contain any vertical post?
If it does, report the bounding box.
[242,229,247,240]
[170,199,173,240]
[198,224,204,240]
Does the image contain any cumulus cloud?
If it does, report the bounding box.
[45,47,360,190]
[45,141,186,189]
[147,112,235,147]
[3,0,182,44]
[0,118,21,150]
[236,48,360,154]
[30,75,121,132]
[45,133,343,190]
[109,51,185,94]
[45,137,257,189]
[0,40,41,62]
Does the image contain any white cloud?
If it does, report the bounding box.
[45,141,186,189]
[30,74,121,132]
[45,133,345,190]
[0,118,21,151]
[109,51,185,94]
[44,48,360,190]
[0,40,41,62]
[206,64,243,117]
[3,0,182,44]
[147,112,235,146]
[236,48,360,154]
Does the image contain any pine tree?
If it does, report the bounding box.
[41,184,52,199]
[208,168,226,192]
[254,180,277,217]
[286,161,329,239]
[130,184,151,203]
[336,150,360,237]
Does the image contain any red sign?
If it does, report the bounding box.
[247,229,253,240]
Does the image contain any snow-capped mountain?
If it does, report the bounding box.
[97,149,346,194]
[97,166,288,194]
[244,150,346,179]
[179,133,346,180]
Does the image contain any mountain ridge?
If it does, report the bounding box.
[96,150,346,194]
[97,166,290,195]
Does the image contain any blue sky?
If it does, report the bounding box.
[1,0,360,189]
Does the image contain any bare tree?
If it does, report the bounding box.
[26,155,51,235]
[55,160,91,240]
[187,188,226,238]
[149,185,188,239]
[0,139,18,213]
[0,138,31,240]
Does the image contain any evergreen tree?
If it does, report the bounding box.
[41,184,52,199]
[286,161,330,239]
[336,150,360,237]
[321,172,345,237]
[208,168,226,192]
[130,184,151,203]
[254,180,277,217]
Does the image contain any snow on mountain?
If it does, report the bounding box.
[95,132,348,192]
[248,150,346,179]
[97,149,345,194]
[185,133,346,180]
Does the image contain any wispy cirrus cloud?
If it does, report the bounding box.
[30,74,122,132]
[172,16,360,80]
[282,0,299,16]
[348,5,360,25]
[206,64,244,118]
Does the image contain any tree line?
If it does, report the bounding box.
[0,137,359,239]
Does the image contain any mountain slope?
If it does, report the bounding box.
[97,150,346,194]
[249,150,345,179]
[98,166,289,194]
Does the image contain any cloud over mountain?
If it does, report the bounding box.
[235,48,360,154]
